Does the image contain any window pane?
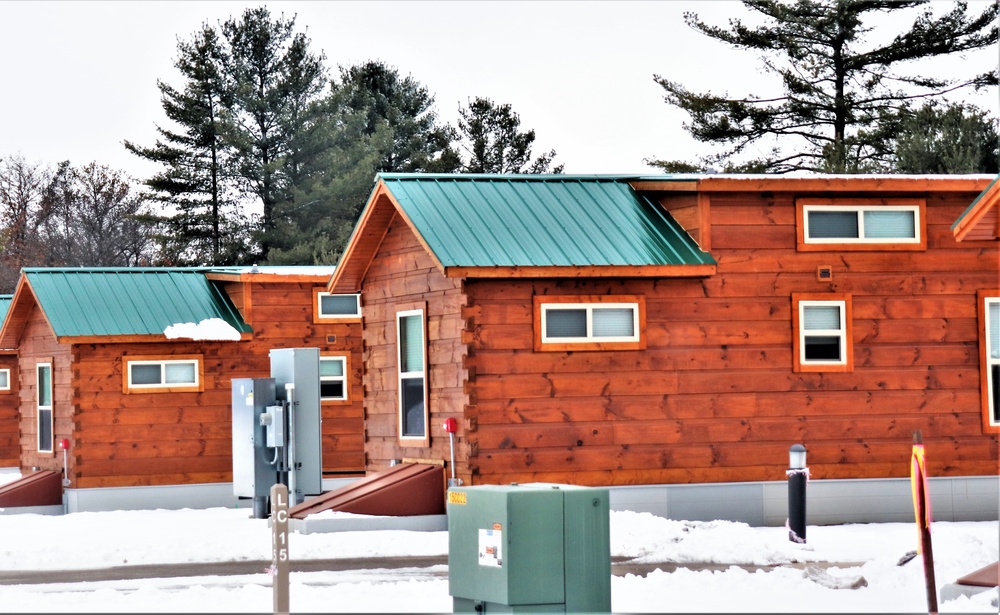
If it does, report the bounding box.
[37,365,52,405]
[401,377,425,436]
[320,358,344,377]
[546,309,587,338]
[804,305,841,330]
[320,294,359,316]
[864,210,915,239]
[164,362,196,384]
[0,371,9,389]
[399,314,424,372]
[130,364,161,385]
[593,308,635,337]
[804,336,842,361]
[992,364,999,423]
[38,408,52,452]
[808,211,858,238]
[989,302,999,359]
[320,381,345,400]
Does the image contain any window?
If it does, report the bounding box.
[320,356,348,402]
[0,368,10,391]
[123,356,203,393]
[534,296,646,351]
[37,362,52,453]
[792,294,853,372]
[314,291,361,322]
[796,199,926,251]
[980,292,1000,431]
[397,307,428,444]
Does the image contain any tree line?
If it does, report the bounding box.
[0,1,996,293]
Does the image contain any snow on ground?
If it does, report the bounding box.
[0,496,995,613]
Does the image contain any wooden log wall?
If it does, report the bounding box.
[359,215,468,478]
[461,189,999,487]
[15,278,363,489]
[0,355,18,467]
[240,278,365,475]
[17,310,72,474]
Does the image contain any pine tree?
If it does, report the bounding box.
[330,60,461,174]
[890,101,999,173]
[218,7,331,262]
[651,0,998,173]
[457,97,564,174]
[124,24,241,265]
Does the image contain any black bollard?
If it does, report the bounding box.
[787,444,808,543]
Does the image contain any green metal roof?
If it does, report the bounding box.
[0,295,11,325]
[23,268,252,338]
[377,174,716,268]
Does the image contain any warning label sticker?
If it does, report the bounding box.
[478,528,502,567]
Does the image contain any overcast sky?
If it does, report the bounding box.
[1,0,996,181]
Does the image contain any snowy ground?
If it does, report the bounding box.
[0,475,996,612]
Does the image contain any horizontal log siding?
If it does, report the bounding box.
[359,216,468,479]
[0,357,18,467]
[17,311,71,474]
[14,279,363,490]
[462,189,999,486]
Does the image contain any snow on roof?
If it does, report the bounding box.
[237,265,335,275]
[163,318,242,341]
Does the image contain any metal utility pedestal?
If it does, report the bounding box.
[447,483,611,613]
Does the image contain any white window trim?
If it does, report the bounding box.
[803,204,921,244]
[0,368,10,391]
[320,356,348,402]
[317,292,362,319]
[540,302,641,345]
[986,297,1000,427]
[396,308,428,442]
[127,358,200,390]
[37,362,52,454]
[798,300,848,366]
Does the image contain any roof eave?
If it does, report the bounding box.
[444,264,718,279]
[56,332,254,345]
[0,274,46,348]
[952,175,1000,241]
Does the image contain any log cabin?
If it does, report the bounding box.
[326,172,1000,524]
[0,295,18,468]
[0,266,365,512]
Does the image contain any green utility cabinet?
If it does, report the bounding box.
[447,483,611,613]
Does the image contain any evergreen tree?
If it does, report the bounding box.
[124,24,241,265]
[218,6,331,262]
[650,0,998,173]
[129,7,334,264]
[889,101,999,173]
[457,97,564,173]
[330,60,462,174]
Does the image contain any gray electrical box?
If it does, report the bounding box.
[447,483,611,613]
[231,378,277,499]
[269,348,322,498]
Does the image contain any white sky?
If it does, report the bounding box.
[1,1,997,182]
[0,488,995,612]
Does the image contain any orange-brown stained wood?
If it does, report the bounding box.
[8,273,366,490]
[341,177,998,490]
[288,463,445,518]
[954,561,1000,588]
